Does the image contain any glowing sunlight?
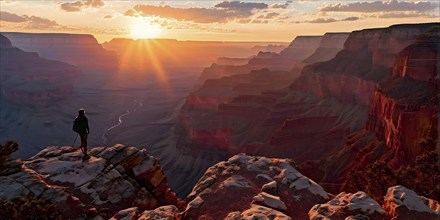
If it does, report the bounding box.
[129,19,162,39]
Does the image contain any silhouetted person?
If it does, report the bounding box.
[73,109,90,160]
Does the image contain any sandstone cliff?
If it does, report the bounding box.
[292,23,438,106]
[1,32,117,70]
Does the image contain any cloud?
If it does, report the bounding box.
[270,3,290,9]
[306,18,337,23]
[61,0,105,12]
[257,12,280,19]
[215,1,268,11]
[320,0,438,13]
[0,11,26,22]
[124,2,269,23]
[342,16,360,21]
[0,11,62,29]
[372,11,438,18]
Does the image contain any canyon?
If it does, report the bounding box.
[0,22,439,219]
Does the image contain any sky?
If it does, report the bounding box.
[0,0,439,43]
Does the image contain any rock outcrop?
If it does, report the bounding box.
[2,145,440,219]
[0,34,80,105]
[309,191,386,220]
[184,154,329,219]
[2,32,117,70]
[0,144,179,218]
[111,205,181,220]
[383,185,440,220]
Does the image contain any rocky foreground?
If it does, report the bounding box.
[1,144,438,219]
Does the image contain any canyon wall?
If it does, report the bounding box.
[292,23,438,106]
[168,23,439,197]
[1,32,117,70]
[0,34,80,105]
[366,28,439,166]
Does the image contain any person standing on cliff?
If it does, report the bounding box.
[73,109,90,160]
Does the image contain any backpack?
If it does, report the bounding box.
[73,118,82,133]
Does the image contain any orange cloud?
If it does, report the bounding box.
[321,0,438,13]
[61,0,105,12]
[124,1,269,24]
[0,11,62,29]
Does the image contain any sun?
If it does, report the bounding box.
[130,19,162,39]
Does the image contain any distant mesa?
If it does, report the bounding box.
[0,34,13,48]
[1,32,117,70]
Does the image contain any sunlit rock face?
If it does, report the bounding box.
[292,23,438,106]
[184,154,329,219]
[366,28,439,167]
[0,145,179,219]
[1,32,117,70]
[0,34,80,106]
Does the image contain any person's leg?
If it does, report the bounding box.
[80,134,88,156]
[83,134,88,155]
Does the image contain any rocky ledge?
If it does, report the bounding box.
[0,144,179,219]
[1,148,439,219]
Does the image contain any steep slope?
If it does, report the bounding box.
[0,144,179,219]
[324,27,440,199]
[1,32,117,70]
[0,34,80,105]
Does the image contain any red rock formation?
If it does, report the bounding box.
[2,32,117,70]
[169,23,439,199]
[292,23,438,106]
